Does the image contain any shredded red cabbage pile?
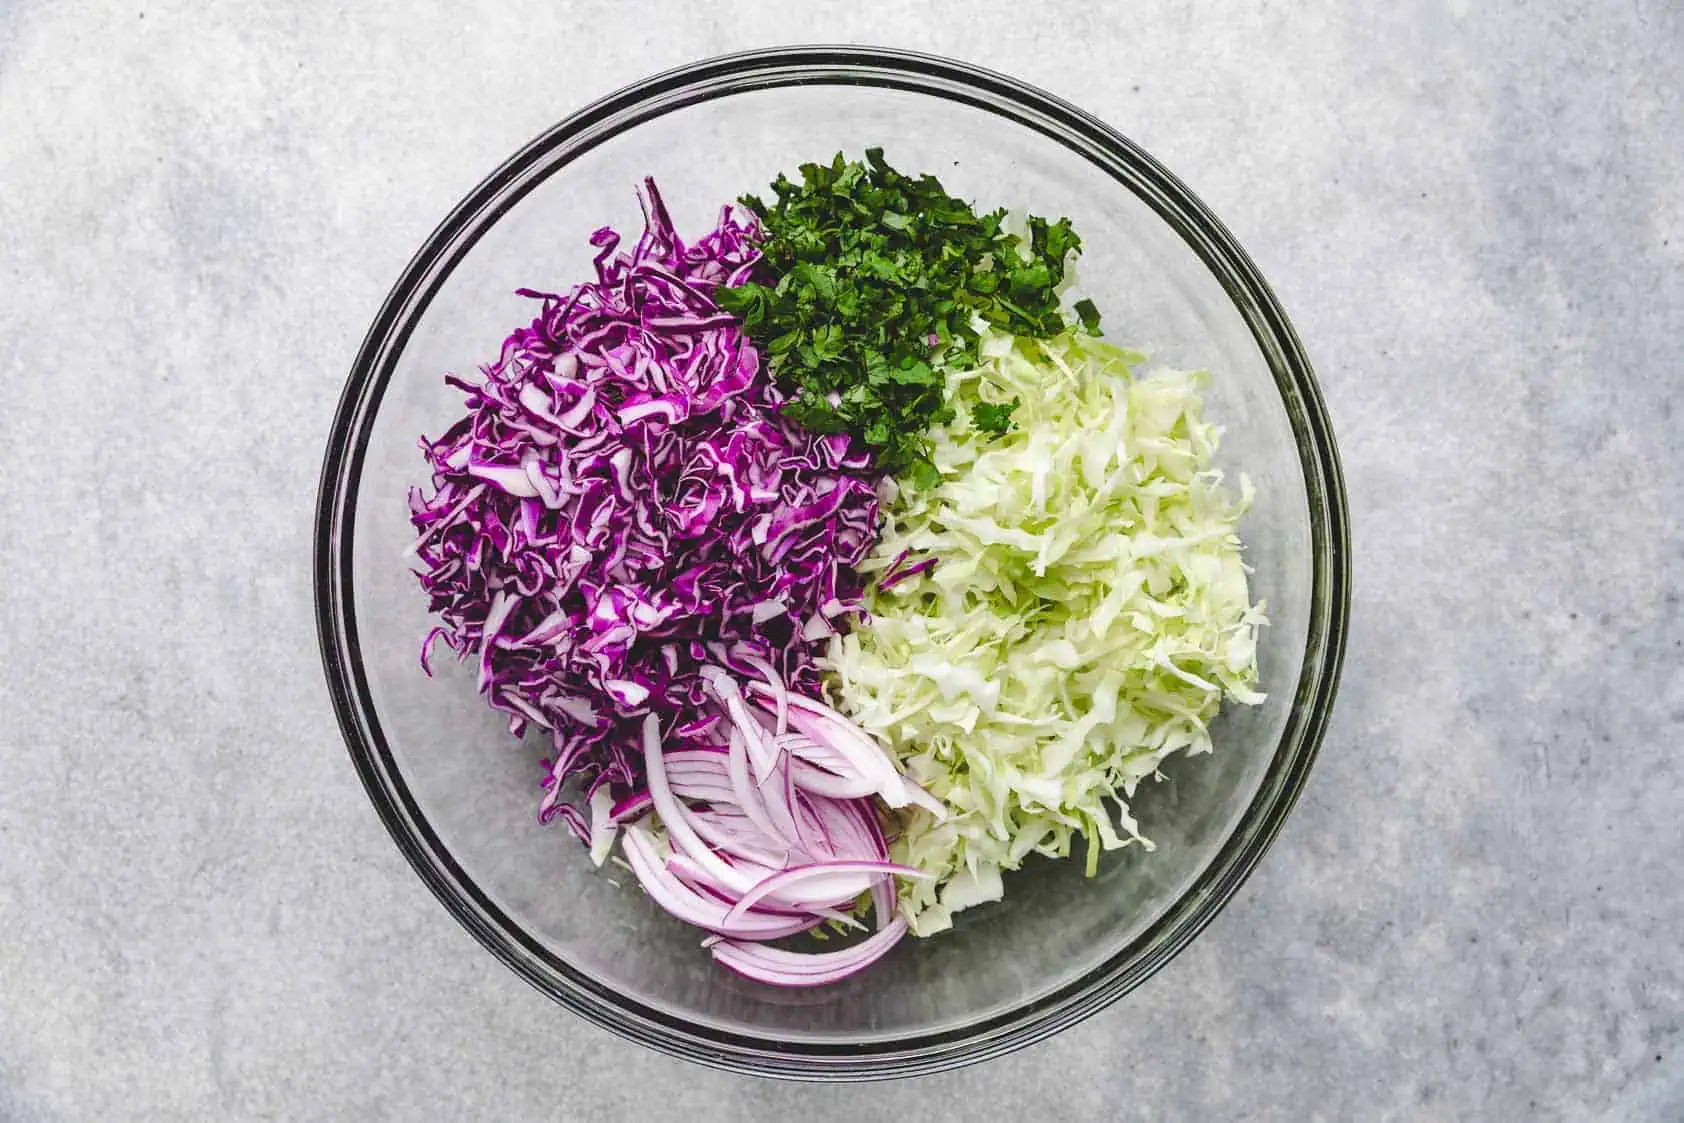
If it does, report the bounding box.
[409,180,879,818]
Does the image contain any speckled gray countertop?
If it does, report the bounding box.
[3,1,1681,1119]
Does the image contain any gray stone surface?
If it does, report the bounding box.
[2,0,1681,1119]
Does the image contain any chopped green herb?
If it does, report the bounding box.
[1073,297,1103,335]
[718,149,1092,478]
[972,397,1020,435]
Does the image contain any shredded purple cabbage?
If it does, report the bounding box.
[409,179,879,816]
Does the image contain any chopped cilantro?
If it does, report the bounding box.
[972,397,1020,436]
[717,149,1096,479]
[1073,297,1103,335]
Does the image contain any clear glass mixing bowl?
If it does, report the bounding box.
[314,46,1349,1080]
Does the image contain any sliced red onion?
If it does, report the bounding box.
[707,917,910,986]
[790,758,878,800]
[684,805,790,869]
[666,776,739,806]
[750,688,947,818]
[667,854,864,928]
[611,670,945,987]
[761,749,810,849]
[847,797,891,858]
[620,827,818,940]
[666,855,802,915]
[726,727,787,847]
[792,791,837,859]
[768,701,906,800]
[722,861,923,928]
[662,762,728,791]
[642,715,758,894]
[701,667,776,778]
[662,758,738,794]
[811,796,898,929]
[846,801,899,929]
[782,736,857,778]
[808,795,874,860]
[663,745,729,760]
[742,653,789,737]
[771,732,827,757]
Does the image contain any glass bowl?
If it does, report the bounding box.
[314,46,1349,1080]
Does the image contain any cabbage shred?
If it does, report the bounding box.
[825,327,1267,935]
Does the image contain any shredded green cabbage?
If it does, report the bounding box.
[825,327,1267,935]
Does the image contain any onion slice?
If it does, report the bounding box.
[790,759,878,800]
[722,861,926,928]
[706,918,910,987]
[620,827,819,940]
[609,669,948,987]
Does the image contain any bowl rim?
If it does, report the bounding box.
[313,44,1350,1081]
